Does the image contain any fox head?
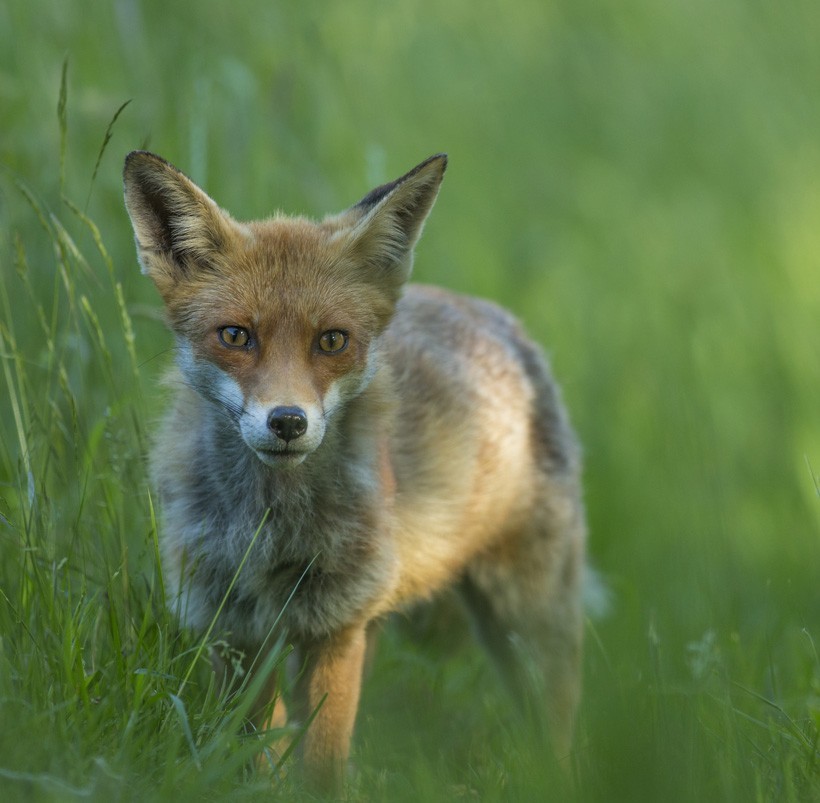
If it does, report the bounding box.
[124,151,446,467]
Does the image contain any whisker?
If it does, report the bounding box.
[177,375,245,426]
[139,347,176,368]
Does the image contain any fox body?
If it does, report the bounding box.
[124,151,586,794]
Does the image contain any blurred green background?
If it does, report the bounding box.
[1,0,818,800]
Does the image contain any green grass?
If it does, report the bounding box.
[1,0,819,800]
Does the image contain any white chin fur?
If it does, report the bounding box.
[252,448,310,468]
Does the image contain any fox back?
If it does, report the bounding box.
[124,151,586,794]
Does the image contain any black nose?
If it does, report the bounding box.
[267,406,308,442]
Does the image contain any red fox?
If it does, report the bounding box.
[124,151,586,794]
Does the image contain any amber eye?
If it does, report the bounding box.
[218,326,251,349]
[318,330,349,354]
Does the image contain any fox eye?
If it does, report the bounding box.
[318,330,348,354]
[218,326,251,349]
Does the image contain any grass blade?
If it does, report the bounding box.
[57,57,68,195]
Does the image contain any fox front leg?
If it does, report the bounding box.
[296,625,368,796]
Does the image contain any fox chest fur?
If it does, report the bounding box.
[156,355,400,645]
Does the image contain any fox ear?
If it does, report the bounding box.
[123,151,237,287]
[338,153,447,290]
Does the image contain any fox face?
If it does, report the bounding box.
[124,152,446,466]
[166,228,384,467]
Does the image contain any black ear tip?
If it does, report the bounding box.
[124,150,140,175]
[420,153,447,176]
[125,149,153,166]
[123,151,177,179]
[124,150,151,179]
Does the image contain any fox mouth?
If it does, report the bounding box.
[254,447,309,468]
[239,405,324,469]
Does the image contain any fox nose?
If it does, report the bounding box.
[267,406,308,443]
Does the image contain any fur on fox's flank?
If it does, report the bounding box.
[124,150,587,795]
